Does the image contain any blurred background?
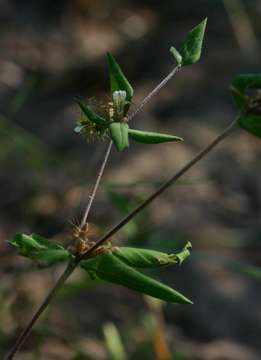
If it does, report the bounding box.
[0,0,261,359]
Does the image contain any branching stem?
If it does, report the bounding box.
[79,65,181,227]
[80,119,238,258]
[6,118,237,359]
[6,61,237,358]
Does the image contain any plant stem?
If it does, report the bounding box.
[5,259,78,360]
[128,65,181,121]
[6,119,238,359]
[80,140,113,227]
[81,119,238,258]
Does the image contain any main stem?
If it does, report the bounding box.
[5,259,78,360]
[6,119,237,359]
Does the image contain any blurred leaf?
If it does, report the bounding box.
[238,113,261,138]
[81,252,192,304]
[128,129,183,144]
[170,46,182,65]
[194,251,261,281]
[107,190,133,214]
[180,18,207,65]
[231,73,261,112]
[109,122,129,151]
[231,74,261,138]
[106,190,144,242]
[9,233,71,266]
[113,242,191,268]
[0,115,59,169]
[103,322,127,360]
[77,101,109,129]
[7,73,39,118]
[107,53,134,114]
[230,261,261,281]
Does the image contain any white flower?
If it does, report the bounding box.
[112,90,127,114]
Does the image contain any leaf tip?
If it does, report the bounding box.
[106,51,113,61]
[186,298,194,305]
[177,292,193,305]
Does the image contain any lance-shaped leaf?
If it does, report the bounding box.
[81,252,192,304]
[107,53,133,114]
[113,242,191,268]
[180,18,207,66]
[128,128,183,144]
[9,233,71,267]
[77,101,109,129]
[170,46,182,65]
[231,73,261,112]
[238,114,261,139]
[109,122,129,151]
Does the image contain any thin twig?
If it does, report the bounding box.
[81,119,238,259]
[5,259,78,360]
[128,65,181,121]
[80,141,113,227]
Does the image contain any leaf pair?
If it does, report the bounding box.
[9,233,71,267]
[231,74,261,138]
[109,122,183,152]
[76,52,183,151]
[170,18,207,66]
[107,54,183,151]
[80,243,192,305]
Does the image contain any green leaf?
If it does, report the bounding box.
[230,74,261,138]
[238,114,261,138]
[107,53,134,114]
[170,46,182,65]
[32,249,70,266]
[180,18,207,65]
[81,252,192,304]
[128,129,183,144]
[77,101,109,129]
[9,233,71,267]
[10,233,46,256]
[113,242,191,268]
[109,122,129,151]
[231,73,261,112]
[175,242,192,264]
